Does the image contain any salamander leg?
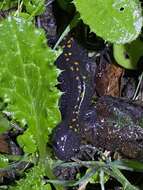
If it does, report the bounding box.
[53,123,81,161]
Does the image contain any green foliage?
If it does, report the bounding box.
[52,159,142,190]
[87,169,109,184]
[0,0,18,10]
[113,38,143,69]
[0,154,8,168]
[74,0,142,44]
[9,164,51,190]
[0,0,45,17]
[0,115,10,134]
[106,165,138,190]
[0,15,62,190]
[0,1,63,188]
[0,16,61,159]
[23,0,45,16]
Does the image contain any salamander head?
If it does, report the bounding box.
[53,123,81,161]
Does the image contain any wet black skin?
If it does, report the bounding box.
[53,35,143,161]
[80,96,143,160]
[53,34,96,160]
[53,122,81,160]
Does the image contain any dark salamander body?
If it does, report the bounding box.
[53,34,143,161]
[53,34,96,160]
[80,96,143,160]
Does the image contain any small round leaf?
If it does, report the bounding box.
[74,0,142,44]
[113,39,143,69]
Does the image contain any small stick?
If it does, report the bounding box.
[132,72,143,100]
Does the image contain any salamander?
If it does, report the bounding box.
[80,96,143,160]
[53,34,143,161]
[53,34,96,160]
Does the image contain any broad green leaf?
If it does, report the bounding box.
[0,17,61,160]
[113,38,143,69]
[74,0,143,44]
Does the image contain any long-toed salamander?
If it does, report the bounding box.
[53,33,96,160]
[53,34,143,161]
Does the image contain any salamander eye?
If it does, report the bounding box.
[53,125,80,161]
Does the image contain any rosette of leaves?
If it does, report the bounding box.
[74,0,143,44]
[0,16,61,189]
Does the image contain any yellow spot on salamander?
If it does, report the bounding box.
[67,40,71,44]
[74,61,79,65]
[67,44,72,48]
[64,53,68,57]
[69,125,73,129]
[68,52,72,56]
[74,128,78,132]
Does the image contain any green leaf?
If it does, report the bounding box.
[74,167,97,186]
[0,154,8,168]
[114,159,143,172]
[9,164,52,190]
[0,0,18,10]
[0,17,61,160]
[87,169,109,184]
[23,0,45,16]
[0,115,10,134]
[113,38,143,69]
[105,165,139,190]
[74,0,143,44]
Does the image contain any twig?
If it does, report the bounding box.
[53,25,70,50]
[132,72,143,100]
